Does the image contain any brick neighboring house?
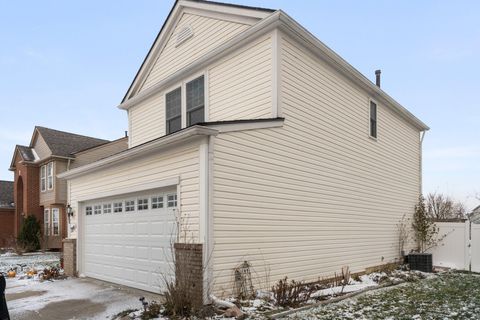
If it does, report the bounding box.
[0,180,15,248]
[9,126,126,250]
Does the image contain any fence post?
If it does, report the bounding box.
[467,220,472,272]
[0,274,10,320]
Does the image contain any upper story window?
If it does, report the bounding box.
[165,75,206,135]
[186,75,205,126]
[370,100,377,139]
[166,88,182,134]
[41,162,54,192]
[41,166,46,192]
[47,162,54,190]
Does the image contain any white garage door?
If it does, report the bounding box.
[82,189,178,293]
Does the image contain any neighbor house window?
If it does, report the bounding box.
[151,196,164,209]
[94,205,102,215]
[47,162,54,190]
[186,75,205,126]
[113,202,123,213]
[85,206,93,216]
[44,209,50,236]
[167,194,177,208]
[370,100,377,138]
[166,87,182,134]
[52,208,60,236]
[138,198,149,210]
[40,165,47,192]
[103,203,112,214]
[125,200,135,212]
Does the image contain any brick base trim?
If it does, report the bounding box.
[62,238,77,277]
[174,243,203,307]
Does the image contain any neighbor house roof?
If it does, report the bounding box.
[35,126,109,158]
[17,145,36,162]
[0,180,14,209]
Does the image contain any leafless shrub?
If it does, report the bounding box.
[272,277,315,308]
[233,261,254,300]
[333,266,351,294]
[397,214,410,258]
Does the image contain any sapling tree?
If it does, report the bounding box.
[412,195,441,253]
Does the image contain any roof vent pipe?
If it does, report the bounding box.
[375,69,381,88]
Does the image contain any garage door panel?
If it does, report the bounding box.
[83,189,177,293]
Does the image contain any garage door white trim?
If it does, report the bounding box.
[79,187,178,293]
[75,176,179,202]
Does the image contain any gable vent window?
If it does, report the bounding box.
[176,25,194,47]
[166,87,182,134]
[187,75,205,126]
[370,100,377,139]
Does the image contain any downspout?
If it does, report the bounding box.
[203,135,215,304]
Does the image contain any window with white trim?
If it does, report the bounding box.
[44,209,50,236]
[138,198,149,211]
[186,75,205,126]
[47,162,54,190]
[85,206,93,216]
[152,196,164,209]
[167,194,177,208]
[166,87,182,134]
[94,205,102,215]
[40,165,46,192]
[52,208,60,236]
[103,203,112,214]
[370,100,377,138]
[125,200,135,212]
[113,202,123,213]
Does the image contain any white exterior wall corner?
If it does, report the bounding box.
[209,34,422,296]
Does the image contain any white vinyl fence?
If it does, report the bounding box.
[428,221,480,272]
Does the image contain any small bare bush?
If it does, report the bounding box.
[272,277,315,308]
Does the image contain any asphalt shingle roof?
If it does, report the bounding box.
[17,145,35,162]
[0,180,14,208]
[36,126,109,157]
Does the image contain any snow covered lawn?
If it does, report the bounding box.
[287,272,480,320]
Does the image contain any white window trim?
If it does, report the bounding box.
[44,208,50,236]
[369,98,378,140]
[167,193,178,208]
[164,71,207,135]
[47,162,54,190]
[40,165,47,192]
[52,208,60,236]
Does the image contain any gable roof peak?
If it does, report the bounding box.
[33,126,110,158]
[121,0,275,103]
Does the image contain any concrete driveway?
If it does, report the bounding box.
[6,277,162,320]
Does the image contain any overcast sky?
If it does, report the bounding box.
[0,1,478,209]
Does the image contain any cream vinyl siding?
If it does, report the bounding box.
[68,141,201,242]
[139,13,249,93]
[129,92,165,147]
[55,160,68,203]
[129,33,274,148]
[71,138,128,169]
[209,34,273,121]
[33,135,52,159]
[211,35,421,295]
